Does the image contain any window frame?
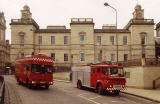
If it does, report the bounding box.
[64,53,68,62]
[64,36,68,45]
[97,53,102,62]
[80,53,85,61]
[51,53,55,61]
[20,35,24,44]
[38,36,42,45]
[97,36,101,45]
[123,36,127,45]
[51,36,55,45]
[110,36,114,45]
[124,54,128,62]
[80,35,85,44]
[111,54,115,62]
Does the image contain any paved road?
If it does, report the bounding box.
[4,75,159,104]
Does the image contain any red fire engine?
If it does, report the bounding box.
[72,62,126,95]
[14,53,54,89]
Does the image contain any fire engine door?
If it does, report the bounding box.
[97,67,101,81]
[91,67,96,87]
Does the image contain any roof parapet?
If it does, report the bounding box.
[70,18,94,25]
[47,26,66,29]
[124,19,154,30]
[102,24,116,29]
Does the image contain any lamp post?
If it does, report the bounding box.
[104,2,118,63]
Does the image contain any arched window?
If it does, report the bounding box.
[19,32,25,44]
[79,32,86,44]
[140,32,147,45]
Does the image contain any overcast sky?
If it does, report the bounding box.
[0,0,160,41]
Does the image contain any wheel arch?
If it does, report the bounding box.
[96,80,104,89]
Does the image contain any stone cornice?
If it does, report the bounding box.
[124,19,154,30]
[94,29,130,33]
[35,29,71,33]
[10,19,39,29]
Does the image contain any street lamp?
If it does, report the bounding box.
[104,2,118,63]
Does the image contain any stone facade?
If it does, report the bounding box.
[10,5,155,67]
[0,12,10,70]
[155,21,160,59]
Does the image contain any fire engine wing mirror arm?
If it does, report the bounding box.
[125,71,126,77]
[52,67,55,73]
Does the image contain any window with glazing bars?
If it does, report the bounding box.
[64,36,68,45]
[80,53,85,61]
[64,54,68,61]
[51,36,55,45]
[97,36,101,45]
[110,36,114,45]
[38,36,42,45]
[123,36,127,45]
[80,35,85,44]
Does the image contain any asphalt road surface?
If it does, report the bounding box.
[4,75,159,104]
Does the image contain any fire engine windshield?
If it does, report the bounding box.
[31,64,53,74]
[109,67,124,77]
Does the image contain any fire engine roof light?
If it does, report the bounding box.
[106,61,111,65]
[118,63,122,66]
[32,52,34,55]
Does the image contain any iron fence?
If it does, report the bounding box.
[112,58,160,67]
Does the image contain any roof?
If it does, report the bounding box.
[35,29,130,34]
[35,29,71,33]
[124,19,154,30]
[94,29,130,33]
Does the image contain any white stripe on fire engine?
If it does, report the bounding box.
[32,58,53,62]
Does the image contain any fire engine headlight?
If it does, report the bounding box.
[109,85,113,88]
[50,82,53,84]
[32,81,36,84]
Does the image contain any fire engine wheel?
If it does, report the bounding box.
[77,81,82,89]
[17,78,21,85]
[114,90,120,95]
[97,84,104,95]
[26,80,32,89]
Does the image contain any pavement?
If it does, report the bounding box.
[54,72,160,103]
[122,88,160,103]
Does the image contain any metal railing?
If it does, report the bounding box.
[112,58,160,67]
[0,76,5,104]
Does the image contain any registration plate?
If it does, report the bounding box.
[113,85,121,88]
[40,81,45,84]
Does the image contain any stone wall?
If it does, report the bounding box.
[125,66,160,89]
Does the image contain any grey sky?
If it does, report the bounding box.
[0,0,160,41]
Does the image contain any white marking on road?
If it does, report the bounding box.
[89,96,101,100]
[111,100,118,102]
[78,93,104,104]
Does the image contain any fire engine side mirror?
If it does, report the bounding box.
[125,71,126,77]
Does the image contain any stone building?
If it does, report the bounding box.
[0,12,10,70]
[155,22,160,59]
[10,5,155,68]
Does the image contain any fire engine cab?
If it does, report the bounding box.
[14,53,54,89]
[72,62,126,95]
